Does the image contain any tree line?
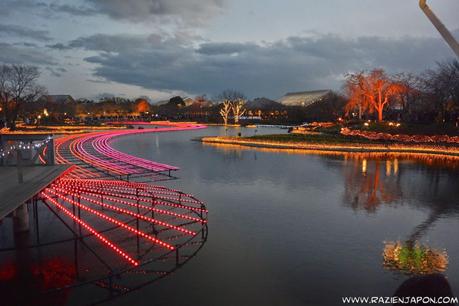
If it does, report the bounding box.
[344,60,459,123]
[1,60,458,129]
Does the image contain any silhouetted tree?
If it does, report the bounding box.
[0,64,46,129]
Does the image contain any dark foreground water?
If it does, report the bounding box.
[108,126,459,306]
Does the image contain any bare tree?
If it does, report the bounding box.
[0,64,45,129]
[219,100,232,125]
[216,89,246,103]
[422,60,459,122]
[232,99,246,124]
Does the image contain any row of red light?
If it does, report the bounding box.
[69,133,133,176]
[55,123,205,178]
[46,188,176,250]
[70,134,136,176]
[55,180,206,212]
[59,178,191,199]
[41,191,140,266]
[84,124,206,174]
[52,183,206,224]
[65,130,168,176]
[50,186,197,236]
[49,123,207,265]
[55,135,102,178]
[56,183,206,214]
[58,181,203,206]
[92,134,178,172]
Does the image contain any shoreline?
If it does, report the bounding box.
[199,136,459,159]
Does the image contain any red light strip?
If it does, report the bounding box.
[46,188,176,249]
[49,186,196,236]
[60,178,191,198]
[53,184,205,223]
[58,181,202,205]
[54,181,206,213]
[54,123,206,177]
[41,191,139,266]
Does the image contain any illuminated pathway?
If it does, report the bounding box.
[54,122,206,180]
[24,121,209,303]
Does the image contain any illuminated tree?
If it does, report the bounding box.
[232,99,246,124]
[219,100,232,125]
[345,69,405,121]
[344,75,370,120]
[134,98,151,114]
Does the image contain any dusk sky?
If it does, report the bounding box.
[1,0,458,101]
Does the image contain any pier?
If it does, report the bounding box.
[0,165,72,220]
[0,133,70,222]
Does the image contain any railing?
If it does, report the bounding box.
[0,134,54,183]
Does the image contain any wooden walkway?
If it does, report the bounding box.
[0,165,72,220]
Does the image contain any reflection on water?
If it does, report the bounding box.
[105,126,459,306]
[0,178,208,305]
[2,126,459,305]
[343,158,403,212]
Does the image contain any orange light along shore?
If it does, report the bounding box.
[200,136,459,160]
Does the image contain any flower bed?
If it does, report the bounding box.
[341,128,459,145]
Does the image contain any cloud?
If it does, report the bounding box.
[87,0,225,25]
[1,0,223,27]
[55,31,455,98]
[48,3,98,16]
[0,23,51,41]
[0,0,97,19]
[0,43,55,65]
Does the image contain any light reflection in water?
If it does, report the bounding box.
[99,128,459,306]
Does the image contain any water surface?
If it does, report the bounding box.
[110,126,459,306]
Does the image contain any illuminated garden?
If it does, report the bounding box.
[1,1,459,306]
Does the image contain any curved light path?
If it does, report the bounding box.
[54,122,206,180]
[31,122,208,302]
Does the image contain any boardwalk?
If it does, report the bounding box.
[0,165,72,219]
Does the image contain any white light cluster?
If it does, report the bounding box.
[0,136,52,158]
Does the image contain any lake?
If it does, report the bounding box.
[1,125,458,306]
[109,126,459,306]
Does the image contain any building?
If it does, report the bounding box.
[278,90,331,107]
[39,95,75,104]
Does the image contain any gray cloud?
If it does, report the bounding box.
[2,0,223,26]
[87,0,225,24]
[48,3,98,16]
[1,0,97,18]
[0,23,51,41]
[56,31,455,98]
[0,43,55,65]
[0,0,46,15]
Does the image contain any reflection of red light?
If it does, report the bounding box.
[41,192,139,266]
[0,262,16,281]
[31,258,76,290]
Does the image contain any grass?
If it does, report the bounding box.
[353,122,459,136]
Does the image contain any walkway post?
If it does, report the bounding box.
[46,136,55,165]
[16,149,23,184]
